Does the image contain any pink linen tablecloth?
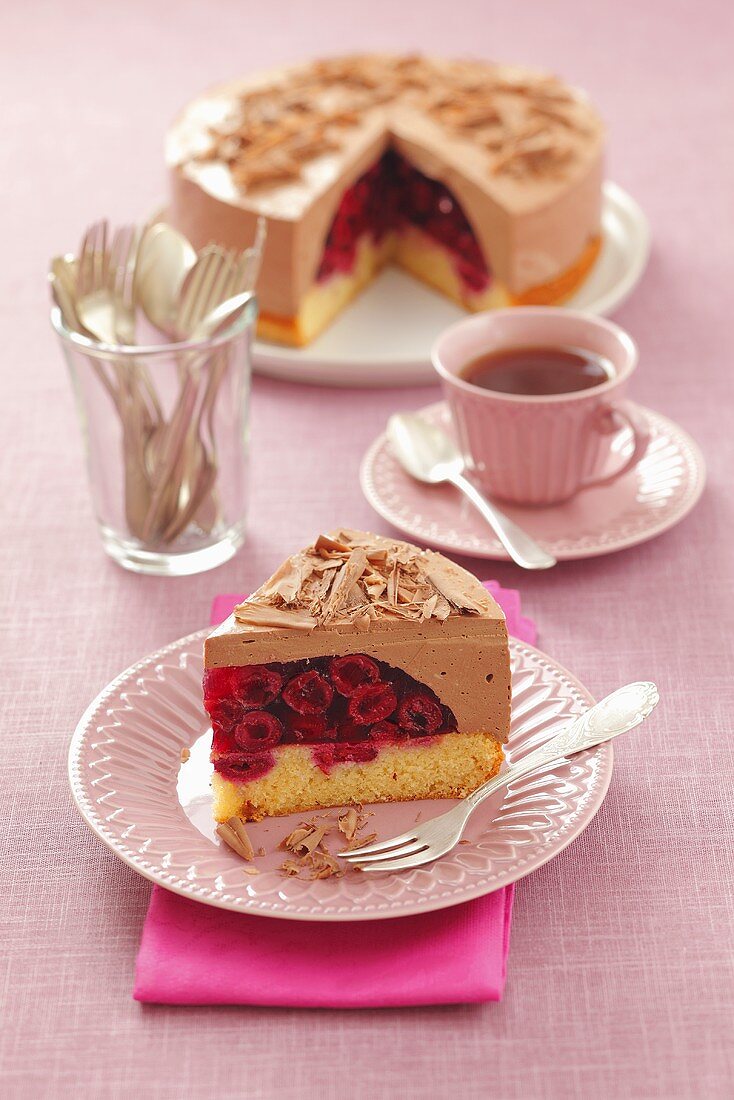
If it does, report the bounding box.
[2,1,733,1097]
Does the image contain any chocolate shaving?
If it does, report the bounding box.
[233,529,493,631]
[422,593,439,621]
[260,556,313,603]
[297,823,330,855]
[281,821,330,855]
[322,548,369,623]
[314,533,352,553]
[276,809,379,878]
[281,825,314,851]
[234,602,318,631]
[216,818,255,861]
[423,552,487,613]
[190,56,594,191]
[338,807,359,841]
[307,849,343,879]
[344,831,378,851]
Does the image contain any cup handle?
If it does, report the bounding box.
[580,400,651,490]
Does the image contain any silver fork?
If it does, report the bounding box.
[141,247,235,540]
[339,681,659,873]
[173,245,237,339]
[183,250,255,535]
[76,220,116,342]
[109,225,163,426]
[109,224,139,345]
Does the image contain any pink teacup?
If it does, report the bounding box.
[432,308,650,506]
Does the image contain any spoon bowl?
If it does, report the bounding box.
[135,223,197,335]
[387,412,465,484]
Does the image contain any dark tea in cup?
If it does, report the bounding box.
[460,345,615,397]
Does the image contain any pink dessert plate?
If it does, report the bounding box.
[361,401,705,562]
[69,631,612,921]
[252,182,650,388]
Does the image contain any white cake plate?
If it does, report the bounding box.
[253,182,650,388]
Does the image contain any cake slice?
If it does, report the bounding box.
[203,529,511,821]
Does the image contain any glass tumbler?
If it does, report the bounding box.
[52,300,256,576]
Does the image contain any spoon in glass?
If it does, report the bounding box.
[387,413,556,570]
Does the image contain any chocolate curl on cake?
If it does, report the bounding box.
[233,530,492,631]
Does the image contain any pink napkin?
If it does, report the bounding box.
[134,581,536,1007]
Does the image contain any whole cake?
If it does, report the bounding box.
[203,529,511,821]
[167,54,605,346]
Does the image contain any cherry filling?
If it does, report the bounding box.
[396,692,444,736]
[233,711,283,751]
[347,682,398,724]
[215,750,276,782]
[329,654,380,696]
[204,654,458,778]
[316,150,491,293]
[282,670,333,714]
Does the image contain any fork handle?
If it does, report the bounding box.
[466,682,659,811]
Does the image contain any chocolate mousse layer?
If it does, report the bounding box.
[167,54,604,317]
[205,529,511,743]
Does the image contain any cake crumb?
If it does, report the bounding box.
[180,747,190,763]
[243,866,260,876]
[257,846,266,857]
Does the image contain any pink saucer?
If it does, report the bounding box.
[360,401,705,561]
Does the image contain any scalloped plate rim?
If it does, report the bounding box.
[360,401,706,562]
[68,629,612,922]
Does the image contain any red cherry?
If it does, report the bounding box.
[311,744,336,774]
[370,721,409,742]
[329,654,380,697]
[233,711,283,751]
[396,692,443,736]
[215,750,275,782]
[336,721,371,743]
[334,742,379,764]
[205,696,242,733]
[236,665,283,709]
[282,670,334,714]
[203,666,241,703]
[410,177,435,218]
[457,259,490,293]
[290,713,337,744]
[318,258,333,280]
[348,682,398,725]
